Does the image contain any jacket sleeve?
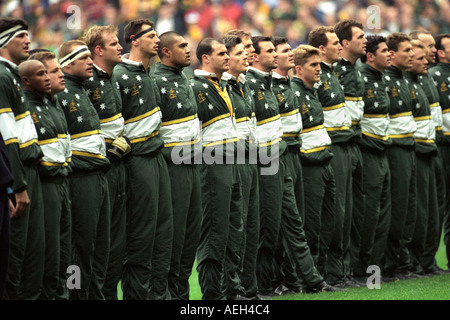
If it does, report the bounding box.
[0,80,27,192]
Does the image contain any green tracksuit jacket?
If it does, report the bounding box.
[114,57,173,300]
[83,64,126,300]
[153,62,201,300]
[354,63,392,278]
[383,65,417,275]
[271,71,304,290]
[59,72,110,300]
[224,72,259,298]
[25,90,71,300]
[428,62,450,270]
[291,75,335,277]
[0,57,44,300]
[190,69,242,300]
[335,58,365,279]
[406,71,439,275]
[247,67,323,294]
[317,61,353,285]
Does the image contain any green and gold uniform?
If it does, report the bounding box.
[191,69,242,300]
[153,62,201,300]
[83,64,126,300]
[247,67,323,295]
[429,61,450,269]
[224,71,259,298]
[115,56,173,300]
[24,90,71,300]
[383,65,417,277]
[354,63,392,279]
[271,71,304,292]
[0,57,44,300]
[335,58,365,280]
[405,70,438,275]
[290,75,335,278]
[59,72,111,299]
[317,61,353,286]
[420,70,446,274]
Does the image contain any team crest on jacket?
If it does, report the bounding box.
[257,90,264,100]
[92,88,101,100]
[32,112,39,123]
[301,102,308,114]
[277,92,284,103]
[169,88,177,99]
[198,91,206,103]
[411,90,416,99]
[367,88,375,98]
[70,100,77,112]
[441,82,448,92]
[131,83,139,96]
[323,80,330,90]
[391,86,398,97]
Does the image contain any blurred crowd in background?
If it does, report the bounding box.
[2,0,450,71]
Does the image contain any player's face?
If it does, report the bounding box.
[301,54,321,88]
[323,32,342,63]
[438,37,450,63]
[6,31,31,63]
[241,36,255,65]
[27,63,51,96]
[347,27,367,57]
[391,40,414,70]
[228,43,248,76]
[256,40,278,71]
[70,50,94,79]
[137,25,159,58]
[372,42,391,71]
[100,32,122,65]
[409,47,428,75]
[43,58,65,94]
[276,42,294,71]
[417,33,437,64]
[170,36,191,69]
[209,42,229,74]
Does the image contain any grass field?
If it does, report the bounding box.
[118,236,450,300]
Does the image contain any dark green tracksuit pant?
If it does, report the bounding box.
[348,141,364,279]
[122,152,173,300]
[385,146,416,275]
[5,164,44,300]
[409,154,438,274]
[236,161,259,298]
[196,162,243,300]
[429,147,446,272]
[326,143,352,285]
[40,177,71,300]
[257,152,323,295]
[354,150,391,278]
[439,144,450,269]
[302,160,336,277]
[166,163,201,300]
[103,160,127,300]
[274,150,304,291]
[69,171,110,300]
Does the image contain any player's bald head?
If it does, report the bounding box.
[19,59,45,78]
